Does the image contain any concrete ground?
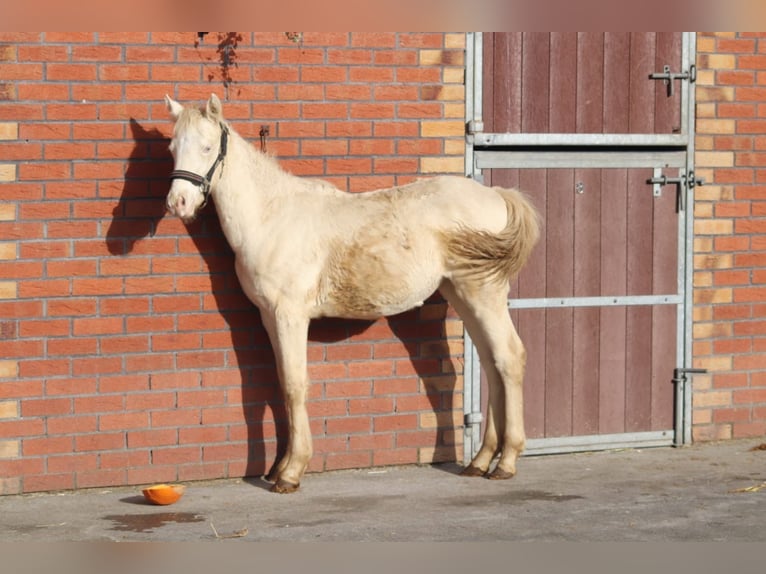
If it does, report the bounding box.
[1,438,764,542]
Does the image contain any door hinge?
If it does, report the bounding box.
[649,64,696,97]
[648,169,705,211]
[466,120,484,134]
[464,412,483,426]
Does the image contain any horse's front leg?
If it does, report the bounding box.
[261,308,312,493]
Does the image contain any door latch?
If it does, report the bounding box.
[648,169,705,211]
[649,64,696,97]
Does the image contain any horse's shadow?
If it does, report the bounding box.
[109,118,461,485]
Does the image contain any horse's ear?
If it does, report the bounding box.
[165,94,183,121]
[206,93,224,121]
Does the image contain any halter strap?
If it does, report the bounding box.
[170,123,229,208]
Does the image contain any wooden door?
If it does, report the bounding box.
[482,32,684,136]
[467,32,692,455]
[488,167,678,441]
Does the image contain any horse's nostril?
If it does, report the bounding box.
[179,196,186,208]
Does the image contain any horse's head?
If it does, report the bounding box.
[164,94,229,223]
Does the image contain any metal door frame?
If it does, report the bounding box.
[463,32,699,462]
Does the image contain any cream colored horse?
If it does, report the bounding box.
[164,94,540,493]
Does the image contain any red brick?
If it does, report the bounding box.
[18,162,71,181]
[326,158,371,175]
[152,446,200,465]
[47,337,97,356]
[46,414,98,436]
[24,474,74,493]
[733,388,766,404]
[75,432,124,452]
[18,317,70,337]
[277,47,324,64]
[324,451,372,471]
[253,66,299,82]
[733,421,766,437]
[719,103,756,118]
[326,85,372,101]
[49,453,99,474]
[303,103,348,119]
[349,397,394,415]
[17,45,68,61]
[294,140,344,159]
[71,277,122,296]
[717,39,756,53]
[348,138,394,156]
[2,260,43,279]
[351,33,397,48]
[373,448,418,466]
[374,157,419,174]
[349,67,394,83]
[714,136,753,150]
[374,50,418,65]
[739,55,766,69]
[0,142,42,161]
[73,356,123,376]
[22,436,73,456]
[348,433,393,452]
[0,63,43,80]
[202,443,248,462]
[399,34,443,48]
[350,103,396,119]
[18,358,69,378]
[179,426,228,445]
[326,416,371,435]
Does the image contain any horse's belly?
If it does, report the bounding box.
[318,258,442,320]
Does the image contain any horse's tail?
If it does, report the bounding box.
[495,187,541,278]
[443,187,541,285]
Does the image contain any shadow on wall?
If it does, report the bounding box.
[106,119,172,255]
[106,118,460,484]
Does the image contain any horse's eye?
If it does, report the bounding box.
[202,145,212,154]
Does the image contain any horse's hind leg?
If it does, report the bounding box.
[261,308,313,493]
[440,279,526,479]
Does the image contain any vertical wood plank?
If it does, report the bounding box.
[576,33,605,134]
[517,169,548,438]
[654,32,683,134]
[599,169,629,434]
[572,168,602,434]
[544,169,575,437]
[485,33,524,134]
[629,32,657,133]
[522,33,551,134]
[482,32,495,133]
[549,33,577,133]
[603,32,630,134]
[625,168,654,431]
[651,305,677,430]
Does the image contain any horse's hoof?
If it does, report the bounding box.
[486,467,515,480]
[270,479,300,494]
[264,471,278,483]
[460,465,486,478]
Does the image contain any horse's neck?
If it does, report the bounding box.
[211,131,295,251]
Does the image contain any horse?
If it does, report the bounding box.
[163,94,540,493]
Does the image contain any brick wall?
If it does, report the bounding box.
[0,32,467,494]
[693,32,766,440]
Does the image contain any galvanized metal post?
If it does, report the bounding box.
[463,32,484,463]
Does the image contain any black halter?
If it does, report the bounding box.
[170,123,229,209]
